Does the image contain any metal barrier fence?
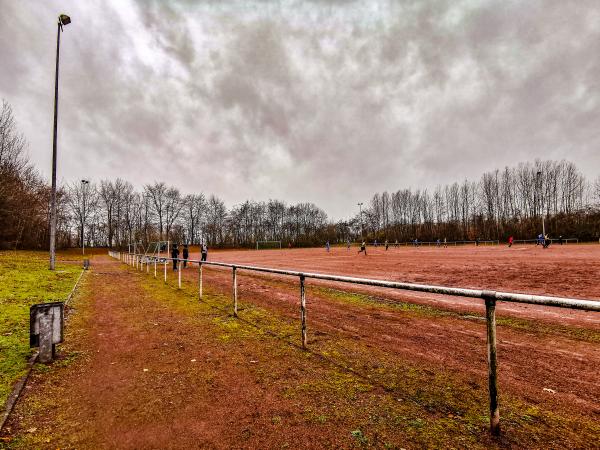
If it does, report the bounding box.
[393,240,500,247]
[108,249,600,436]
[513,238,579,245]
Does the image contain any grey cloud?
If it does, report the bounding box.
[1,0,600,219]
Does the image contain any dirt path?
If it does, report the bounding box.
[2,256,599,448]
[1,257,338,448]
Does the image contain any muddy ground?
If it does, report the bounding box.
[1,248,599,448]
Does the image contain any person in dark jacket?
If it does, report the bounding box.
[172,244,179,271]
[182,244,189,268]
[201,243,208,261]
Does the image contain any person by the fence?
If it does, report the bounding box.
[508,236,514,247]
[558,235,564,245]
[443,237,447,248]
[346,239,351,251]
[358,241,367,255]
[325,240,330,252]
[385,239,389,250]
[182,244,189,268]
[201,243,208,261]
[171,244,179,271]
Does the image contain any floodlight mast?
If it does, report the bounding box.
[49,14,71,270]
[358,202,364,239]
[81,179,89,255]
[536,171,545,238]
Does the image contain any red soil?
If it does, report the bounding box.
[194,244,600,328]
[183,248,600,422]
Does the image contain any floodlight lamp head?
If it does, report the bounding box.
[59,14,71,26]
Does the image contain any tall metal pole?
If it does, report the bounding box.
[81,179,89,255]
[358,202,364,239]
[536,171,545,237]
[49,21,62,270]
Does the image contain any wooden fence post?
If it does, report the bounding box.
[300,274,307,348]
[164,260,167,283]
[484,291,500,436]
[233,266,238,317]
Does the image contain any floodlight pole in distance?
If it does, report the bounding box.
[358,202,364,239]
[49,14,71,270]
[536,171,545,237]
[81,179,89,255]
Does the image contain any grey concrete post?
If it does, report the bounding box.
[233,266,238,317]
[198,263,203,300]
[38,313,54,363]
[178,260,182,289]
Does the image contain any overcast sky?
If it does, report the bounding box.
[1,0,600,219]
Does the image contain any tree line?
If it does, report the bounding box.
[1,98,599,250]
[360,160,600,242]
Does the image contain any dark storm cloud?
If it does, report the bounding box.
[1,0,600,219]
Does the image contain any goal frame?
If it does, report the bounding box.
[256,240,282,250]
[145,240,171,261]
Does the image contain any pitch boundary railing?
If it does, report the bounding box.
[393,239,500,247]
[108,250,600,436]
[513,238,579,245]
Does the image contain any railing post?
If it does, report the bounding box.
[146,258,149,273]
[300,274,307,348]
[154,258,157,278]
[483,291,500,436]
[178,259,182,289]
[232,266,238,317]
[164,260,167,282]
[198,263,203,300]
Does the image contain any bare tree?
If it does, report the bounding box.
[66,181,99,248]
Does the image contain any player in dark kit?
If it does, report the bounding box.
[182,244,189,268]
[171,244,179,271]
[358,241,367,255]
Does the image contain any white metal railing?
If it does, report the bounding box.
[513,238,579,245]
[109,250,600,436]
[390,239,500,247]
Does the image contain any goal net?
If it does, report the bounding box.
[145,241,170,261]
[256,240,282,250]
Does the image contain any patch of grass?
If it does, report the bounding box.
[0,251,81,407]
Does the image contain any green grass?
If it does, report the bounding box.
[0,251,81,407]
